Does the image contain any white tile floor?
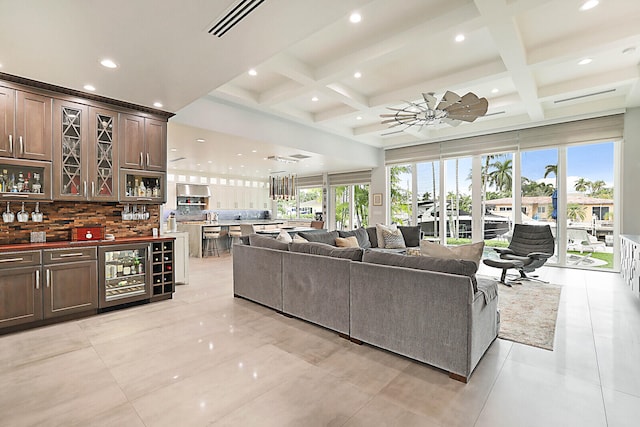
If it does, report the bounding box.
[1,255,639,426]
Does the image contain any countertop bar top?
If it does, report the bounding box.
[0,236,174,253]
[178,220,285,226]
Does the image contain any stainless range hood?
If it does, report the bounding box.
[176,184,211,198]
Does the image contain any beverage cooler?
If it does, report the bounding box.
[98,244,150,308]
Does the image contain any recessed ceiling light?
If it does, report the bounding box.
[196,163,201,166]
[153,102,163,108]
[455,34,465,43]
[311,96,319,102]
[0,63,3,68]
[353,71,362,79]
[248,68,257,76]
[84,84,96,91]
[237,153,243,156]
[349,12,361,23]
[196,138,205,143]
[579,0,599,11]
[208,160,212,164]
[356,116,362,120]
[100,58,117,68]
[228,167,233,170]
[491,88,499,94]
[170,148,178,152]
[240,165,245,168]
[578,58,592,65]
[252,150,257,153]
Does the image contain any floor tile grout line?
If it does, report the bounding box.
[586,271,610,427]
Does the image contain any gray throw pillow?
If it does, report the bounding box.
[337,228,371,248]
[365,227,378,248]
[297,230,339,246]
[362,250,478,292]
[248,234,290,251]
[399,226,421,247]
[290,242,364,261]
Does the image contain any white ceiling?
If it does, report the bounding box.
[1,0,639,178]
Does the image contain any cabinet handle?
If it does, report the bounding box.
[35,269,40,290]
[2,193,28,198]
[146,153,150,166]
[0,257,24,263]
[46,269,50,288]
[8,134,12,154]
[19,136,23,155]
[91,182,95,197]
[139,152,143,166]
[59,252,84,258]
[137,197,152,201]
[84,181,87,195]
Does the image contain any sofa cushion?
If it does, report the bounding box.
[399,226,421,248]
[420,240,485,270]
[335,236,359,248]
[248,233,290,251]
[297,230,339,246]
[363,250,478,291]
[365,227,378,248]
[337,228,371,248]
[292,234,308,243]
[290,242,364,261]
[375,224,399,248]
[381,227,406,249]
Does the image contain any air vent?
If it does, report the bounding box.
[554,89,616,104]
[289,154,311,159]
[169,157,186,162]
[208,0,265,38]
[268,155,298,164]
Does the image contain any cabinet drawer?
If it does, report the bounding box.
[43,247,97,264]
[0,250,41,268]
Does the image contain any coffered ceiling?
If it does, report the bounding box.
[1,0,639,178]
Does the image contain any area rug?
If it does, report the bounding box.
[497,281,562,350]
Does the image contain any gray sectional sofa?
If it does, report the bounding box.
[232,233,499,382]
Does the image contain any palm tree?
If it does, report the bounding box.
[487,158,513,195]
[574,177,591,193]
[544,164,557,179]
[354,184,369,227]
[567,203,586,222]
[589,180,606,196]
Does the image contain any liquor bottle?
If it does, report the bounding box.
[31,173,42,193]
[0,170,7,193]
[23,172,30,192]
[134,178,140,197]
[123,256,131,275]
[152,179,159,197]
[10,173,17,192]
[116,257,124,276]
[0,172,4,193]
[138,259,144,274]
[16,171,24,192]
[138,179,146,197]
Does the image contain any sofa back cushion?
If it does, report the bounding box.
[362,250,478,291]
[297,230,339,246]
[248,233,290,251]
[399,226,421,247]
[337,228,371,248]
[420,240,484,270]
[365,227,378,248]
[290,242,364,261]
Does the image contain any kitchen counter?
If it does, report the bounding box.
[179,220,284,226]
[0,236,174,253]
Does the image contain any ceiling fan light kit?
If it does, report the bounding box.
[381,91,488,131]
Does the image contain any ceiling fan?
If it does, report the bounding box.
[380,91,488,132]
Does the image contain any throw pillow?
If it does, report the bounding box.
[276,230,292,243]
[398,226,421,247]
[420,240,485,270]
[381,228,406,249]
[335,236,359,248]
[375,224,398,249]
[297,230,339,246]
[290,242,364,261]
[365,227,378,248]
[292,234,308,243]
[248,234,290,251]
[337,228,371,248]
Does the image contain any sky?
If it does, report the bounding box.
[411,141,615,197]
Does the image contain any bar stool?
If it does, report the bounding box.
[202,226,222,257]
[228,225,242,252]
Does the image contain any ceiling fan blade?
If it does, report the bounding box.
[445,96,488,121]
[422,92,437,110]
[442,118,463,127]
[436,90,461,110]
[380,113,416,118]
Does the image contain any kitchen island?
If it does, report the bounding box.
[177,220,286,257]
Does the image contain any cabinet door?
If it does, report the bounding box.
[52,100,89,200]
[88,107,118,201]
[119,113,145,170]
[0,266,43,328]
[0,86,15,158]
[43,260,97,318]
[15,90,52,161]
[144,118,166,171]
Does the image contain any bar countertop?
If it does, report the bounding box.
[0,236,174,253]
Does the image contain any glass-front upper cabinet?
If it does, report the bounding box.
[119,170,166,204]
[0,157,52,200]
[53,99,88,200]
[88,107,118,201]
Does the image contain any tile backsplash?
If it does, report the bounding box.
[0,202,159,245]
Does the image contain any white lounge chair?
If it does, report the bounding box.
[567,228,606,253]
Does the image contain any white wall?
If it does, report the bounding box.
[622,107,640,234]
